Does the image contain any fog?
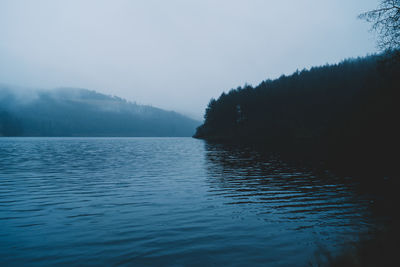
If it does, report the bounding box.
[0,0,378,119]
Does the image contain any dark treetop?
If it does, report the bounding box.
[194,51,400,177]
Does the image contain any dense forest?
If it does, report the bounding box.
[194,51,399,175]
[0,87,200,137]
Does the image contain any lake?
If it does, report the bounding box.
[0,137,378,266]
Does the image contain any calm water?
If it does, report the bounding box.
[0,137,376,266]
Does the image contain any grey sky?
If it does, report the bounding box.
[0,0,379,119]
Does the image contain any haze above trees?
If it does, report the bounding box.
[0,87,200,137]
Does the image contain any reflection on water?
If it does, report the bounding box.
[0,138,377,266]
[205,143,371,225]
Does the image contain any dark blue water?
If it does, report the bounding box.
[0,138,376,266]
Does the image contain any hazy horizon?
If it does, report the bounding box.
[0,0,379,120]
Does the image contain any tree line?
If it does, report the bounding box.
[194,51,399,175]
[0,87,200,137]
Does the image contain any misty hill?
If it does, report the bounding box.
[194,51,400,175]
[0,87,200,137]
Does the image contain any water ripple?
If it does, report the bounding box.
[0,137,378,266]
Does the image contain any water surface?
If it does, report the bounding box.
[0,138,376,266]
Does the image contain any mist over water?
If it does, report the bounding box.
[0,0,378,118]
[0,138,380,266]
[0,0,397,265]
[0,86,199,137]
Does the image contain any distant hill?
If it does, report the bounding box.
[194,51,400,176]
[0,87,200,137]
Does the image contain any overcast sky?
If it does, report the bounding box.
[0,0,379,119]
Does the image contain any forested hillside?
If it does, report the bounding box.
[0,87,200,137]
[194,51,399,174]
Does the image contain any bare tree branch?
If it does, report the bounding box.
[359,0,400,50]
